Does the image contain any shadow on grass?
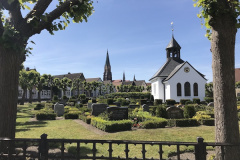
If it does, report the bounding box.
[68,146,95,157]
[16,121,48,132]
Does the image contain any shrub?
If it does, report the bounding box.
[184,105,196,118]
[167,119,199,127]
[36,112,56,120]
[34,103,45,110]
[116,98,130,106]
[202,119,215,126]
[79,115,92,124]
[204,97,214,103]
[107,92,151,99]
[64,113,79,119]
[193,111,211,122]
[138,99,147,105]
[193,98,201,104]
[185,101,193,105]
[75,103,83,108]
[166,99,176,105]
[62,95,68,100]
[91,117,133,132]
[79,94,86,100]
[140,118,167,129]
[107,98,114,105]
[154,99,163,105]
[155,105,167,118]
[92,98,97,103]
[180,99,190,105]
[237,96,240,101]
[52,95,58,101]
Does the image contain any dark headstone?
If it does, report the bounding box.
[107,107,128,120]
[128,105,140,109]
[142,104,149,112]
[91,103,108,116]
[166,106,183,119]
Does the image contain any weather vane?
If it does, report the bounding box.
[171,22,174,36]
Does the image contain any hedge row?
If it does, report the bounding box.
[167,119,199,127]
[140,117,167,129]
[91,117,133,132]
[106,92,151,99]
[36,113,56,120]
[79,115,92,124]
[64,113,79,119]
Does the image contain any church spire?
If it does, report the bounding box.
[166,36,181,60]
[123,71,125,82]
[103,50,112,81]
[133,74,136,81]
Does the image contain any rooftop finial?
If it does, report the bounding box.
[171,22,174,37]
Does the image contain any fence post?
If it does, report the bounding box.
[39,134,48,160]
[195,137,206,160]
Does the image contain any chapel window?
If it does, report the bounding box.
[194,83,198,96]
[184,82,191,96]
[177,83,181,96]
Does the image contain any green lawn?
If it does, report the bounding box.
[15,104,215,159]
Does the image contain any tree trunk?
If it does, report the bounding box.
[211,13,240,159]
[29,89,33,103]
[20,88,26,105]
[38,90,41,102]
[0,48,22,140]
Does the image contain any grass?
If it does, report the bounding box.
[15,104,215,159]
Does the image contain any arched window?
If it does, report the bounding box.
[177,83,181,96]
[184,82,191,96]
[194,83,198,96]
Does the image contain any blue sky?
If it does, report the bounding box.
[24,0,240,82]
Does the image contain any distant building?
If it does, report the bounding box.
[149,36,207,102]
[235,68,240,82]
[103,50,112,81]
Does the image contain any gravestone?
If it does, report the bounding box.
[54,102,64,117]
[128,105,140,109]
[107,107,128,120]
[88,103,93,109]
[142,104,149,112]
[166,106,183,119]
[208,102,214,107]
[91,103,108,116]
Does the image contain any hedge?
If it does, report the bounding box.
[91,117,133,132]
[167,119,199,127]
[166,99,176,105]
[154,99,163,105]
[193,98,200,104]
[36,113,56,120]
[64,113,79,119]
[184,105,196,118]
[106,92,151,99]
[204,97,214,103]
[202,119,215,126]
[79,115,92,124]
[140,117,167,129]
[180,99,191,105]
[34,103,45,110]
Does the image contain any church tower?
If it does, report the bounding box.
[166,35,181,60]
[103,50,112,81]
[123,71,125,82]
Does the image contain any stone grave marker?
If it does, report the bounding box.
[88,103,93,109]
[128,104,140,109]
[91,103,108,116]
[142,104,149,112]
[166,106,183,119]
[54,102,64,117]
[107,107,128,120]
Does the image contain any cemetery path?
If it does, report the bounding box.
[73,119,108,135]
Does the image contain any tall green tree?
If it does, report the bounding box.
[19,69,28,105]
[36,74,46,102]
[205,82,213,97]
[26,70,40,103]
[0,0,93,139]
[72,78,84,97]
[194,0,240,158]
[59,77,72,97]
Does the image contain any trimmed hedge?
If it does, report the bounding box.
[180,99,191,105]
[204,97,214,103]
[166,99,176,105]
[184,105,196,118]
[107,98,114,105]
[168,119,199,127]
[107,92,151,99]
[91,117,133,132]
[202,119,215,126]
[64,113,79,119]
[34,103,45,110]
[155,105,167,118]
[154,99,163,105]
[140,117,167,129]
[36,113,56,120]
[79,115,92,124]
[193,98,200,104]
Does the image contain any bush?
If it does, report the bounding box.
[79,115,92,124]
[155,105,167,118]
[166,99,176,105]
[91,117,133,132]
[202,119,215,126]
[36,112,56,120]
[154,99,163,105]
[52,95,58,101]
[34,103,45,110]
[62,95,68,100]
[64,113,79,119]
[185,101,193,105]
[184,105,196,118]
[79,94,86,100]
[204,97,214,103]
[107,98,114,105]
[75,103,83,108]
[140,118,167,129]
[180,99,191,105]
[193,98,201,104]
[138,99,147,105]
[107,92,151,99]
[116,98,130,106]
[167,119,199,127]
[237,96,240,101]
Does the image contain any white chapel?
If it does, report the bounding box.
[149,36,207,102]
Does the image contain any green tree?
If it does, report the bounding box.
[0,0,93,139]
[36,74,46,102]
[19,69,28,105]
[72,78,84,97]
[205,82,213,97]
[26,70,40,103]
[59,77,72,97]
[194,0,240,158]
[236,81,240,88]
[42,74,54,99]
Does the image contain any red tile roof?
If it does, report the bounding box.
[236,68,240,82]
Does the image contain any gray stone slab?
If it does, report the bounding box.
[54,102,64,117]
[166,106,183,119]
[107,107,128,120]
[91,103,108,116]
